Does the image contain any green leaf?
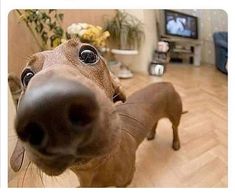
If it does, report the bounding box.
[49,21,56,30]
[17,9,65,50]
[49,9,56,14]
[41,31,48,44]
[53,26,64,37]
[66,32,71,40]
[58,13,64,21]
[35,23,43,33]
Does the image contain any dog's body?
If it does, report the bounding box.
[71,83,183,187]
[10,39,184,187]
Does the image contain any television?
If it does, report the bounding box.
[164,10,198,39]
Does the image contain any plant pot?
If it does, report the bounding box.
[111,49,138,79]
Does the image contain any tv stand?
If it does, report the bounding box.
[161,37,202,66]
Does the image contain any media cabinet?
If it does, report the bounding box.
[161,38,202,66]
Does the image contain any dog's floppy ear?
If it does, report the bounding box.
[10,140,25,172]
[8,73,26,172]
[110,72,126,103]
[8,73,22,106]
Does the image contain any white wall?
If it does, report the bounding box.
[177,9,227,65]
[124,10,158,73]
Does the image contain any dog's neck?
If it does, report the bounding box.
[70,138,121,172]
[70,114,137,170]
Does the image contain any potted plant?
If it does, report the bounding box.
[104,10,144,50]
[104,10,145,78]
[16,9,65,51]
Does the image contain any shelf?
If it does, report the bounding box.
[160,38,202,66]
[161,37,202,45]
[172,49,192,53]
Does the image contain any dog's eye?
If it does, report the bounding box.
[79,45,98,64]
[21,69,35,87]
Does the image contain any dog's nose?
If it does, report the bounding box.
[15,77,99,151]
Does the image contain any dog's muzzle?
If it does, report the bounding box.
[15,76,100,155]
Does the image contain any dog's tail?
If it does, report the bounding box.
[181,110,188,115]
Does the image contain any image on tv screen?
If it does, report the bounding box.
[165,11,198,39]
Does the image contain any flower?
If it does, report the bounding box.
[79,23,89,29]
[67,23,82,34]
[61,38,67,44]
[67,23,110,47]
[78,29,87,37]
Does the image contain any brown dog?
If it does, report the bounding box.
[10,39,184,187]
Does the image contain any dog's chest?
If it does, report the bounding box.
[74,133,137,187]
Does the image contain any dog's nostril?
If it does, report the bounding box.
[69,105,90,126]
[68,103,98,127]
[24,122,46,147]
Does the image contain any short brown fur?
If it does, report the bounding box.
[10,39,184,187]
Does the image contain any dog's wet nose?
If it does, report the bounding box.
[15,77,99,151]
[19,122,47,148]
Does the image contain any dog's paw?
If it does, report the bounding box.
[172,141,180,151]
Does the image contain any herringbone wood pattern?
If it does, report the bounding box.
[8,63,227,187]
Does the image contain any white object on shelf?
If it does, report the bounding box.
[111,49,138,55]
[157,41,169,53]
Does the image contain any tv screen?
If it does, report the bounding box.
[164,10,198,39]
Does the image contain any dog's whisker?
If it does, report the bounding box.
[37,166,45,187]
[53,175,61,186]
[20,161,31,187]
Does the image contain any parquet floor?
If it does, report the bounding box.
[8,63,228,187]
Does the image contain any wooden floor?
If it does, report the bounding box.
[8,63,228,187]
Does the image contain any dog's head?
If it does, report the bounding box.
[14,39,125,176]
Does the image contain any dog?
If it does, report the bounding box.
[10,39,185,187]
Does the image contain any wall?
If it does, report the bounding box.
[125,10,158,73]
[8,10,40,76]
[8,9,158,76]
[156,9,228,65]
[8,10,116,76]
[9,9,228,76]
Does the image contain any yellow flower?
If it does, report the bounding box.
[61,39,67,44]
[103,31,110,38]
[52,37,61,48]
[96,26,102,31]
[74,23,110,47]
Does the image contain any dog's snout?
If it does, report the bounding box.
[68,102,98,127]
[15,76,99,152]
[18,122,47,148]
